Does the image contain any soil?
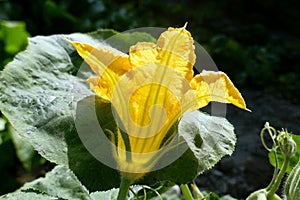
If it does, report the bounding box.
[197,89,300,198]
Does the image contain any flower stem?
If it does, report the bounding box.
[266,150,279,191]
[180,184,194,200]
[191,182,205,199]
[117,176,132,200]
[267,157,290,199]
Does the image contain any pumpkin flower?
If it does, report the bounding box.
[70,26,249,178]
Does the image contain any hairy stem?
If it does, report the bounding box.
[267,157,290,199]
[266,150,279,191]
[180,184,194,200]
[191,182,205,199]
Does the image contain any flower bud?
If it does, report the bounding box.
[277,131,296,158]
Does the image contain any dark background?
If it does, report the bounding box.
[0,0,299,198]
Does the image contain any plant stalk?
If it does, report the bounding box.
[180,184,194,200]
[117,176,132,200]
[191,182,205,199]
[267,157,290,199]
[266,150,279,191]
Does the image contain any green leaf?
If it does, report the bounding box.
[0,191,54,200]
[0,32,94,165]
[90,189,119,200]
[220,194,238,200]
[202,191,220,200]
[9,124,45,171]
[285,158,300,200]
[140,110,236,185]
[269,134,300,173]
[66,95,121,191]
[0,20,30,54]
[0,164,137,200]
[178,110,236,174]
[0,117,6,131]
[0,165,90,200]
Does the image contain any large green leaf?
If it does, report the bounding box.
[0,191,54,200]
[90,189,119,200]
[0,117,6,144]
[141,110,236,185]
[66,95,121,191]
[9,124,45,171]
[0,165,129,200]
[179,110,236,174]
[0,165,90,200]
[0,117,5,131]
[0,34,91,165]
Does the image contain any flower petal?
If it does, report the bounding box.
[157,27,196,81]
[190,70,250,111]
[129,42,158,67]
[70,41,129,74]
[70,41,131,100]
[86,77,111,101]
[111,64,189,155]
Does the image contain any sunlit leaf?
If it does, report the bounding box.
[90,189,119,200]
[0,165,90,200]
[9,124,45,171]
[135,110,236,185]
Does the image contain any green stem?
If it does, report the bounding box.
[267,157,290,199]
[180,184,194,200]
[266,150,279,191]
[191,182,205,199]
[117,176,132,200]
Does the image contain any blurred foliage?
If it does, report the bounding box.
[0,20,29,69]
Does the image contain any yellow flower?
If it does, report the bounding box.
[70,26,249,177]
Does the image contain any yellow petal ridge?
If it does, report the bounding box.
[190,70,250,111]
[157,26,196,81]
[129,42,158,67]
[111,64,184,149]
[70,41,131,100]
